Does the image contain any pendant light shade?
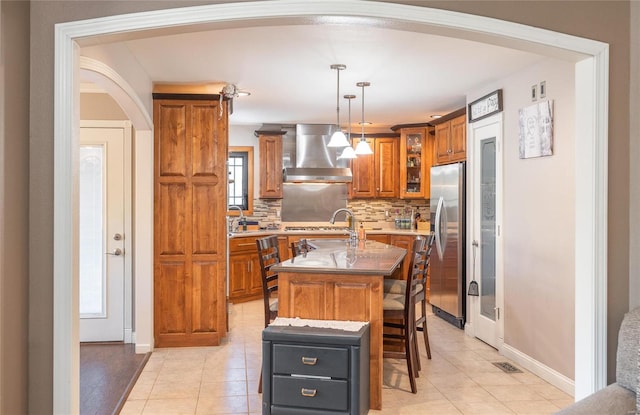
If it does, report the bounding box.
[338,145,357,159]
[338,94,357,159]
[355,81,374,155]
[327,64,350,147]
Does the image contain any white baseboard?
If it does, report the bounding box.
[124,328,133,343]
[501,343,575,396]
[464,321,475,337]
[135,343,152,354]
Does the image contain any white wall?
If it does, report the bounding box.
[81,44,154,117]
[467,57,576,380]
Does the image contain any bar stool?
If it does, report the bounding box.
[256,235,282,393]
[290,238,313,257]
[382,237,428,393]
[384,233,434,366]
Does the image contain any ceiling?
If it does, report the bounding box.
[84,22,546,131]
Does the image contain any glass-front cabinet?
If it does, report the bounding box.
[399,126,433,199]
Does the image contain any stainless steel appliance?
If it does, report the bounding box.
[281,124,352,222]
[430,161,466,328]
[282,124,352,183]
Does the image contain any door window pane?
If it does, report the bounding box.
[79,145,106,316]
[480,138,497,321]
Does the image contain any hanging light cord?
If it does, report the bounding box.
[360,83,365,139]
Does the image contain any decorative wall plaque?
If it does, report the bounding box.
[468,89,503,123]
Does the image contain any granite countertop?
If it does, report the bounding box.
[271,239,407,276]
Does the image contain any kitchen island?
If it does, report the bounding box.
[271,239,407,410]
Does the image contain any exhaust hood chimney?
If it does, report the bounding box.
[283,124,352,183]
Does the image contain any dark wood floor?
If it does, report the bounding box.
[80,343,149,415]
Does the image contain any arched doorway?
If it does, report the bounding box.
[54,1,608,412]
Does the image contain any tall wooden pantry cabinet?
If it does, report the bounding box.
[153,94,229,347]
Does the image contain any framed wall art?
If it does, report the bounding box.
[518,100,554,159]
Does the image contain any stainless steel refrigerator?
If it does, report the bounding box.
[430,161,466,329]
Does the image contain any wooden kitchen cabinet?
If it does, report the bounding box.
[349,136,398,199]
[153,94,228,347]
[228,236,263,303]
[257,131,285,199]
[434,109,467,165]
[277,235,291,261]
[389,234,415,280]
[397,125,434,199]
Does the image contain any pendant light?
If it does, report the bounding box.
[327,64,350,147]
[338,94,357,159]
[355,81,374,155]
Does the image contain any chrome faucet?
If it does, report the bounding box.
[329,208,357,241]
[228,206,245,232]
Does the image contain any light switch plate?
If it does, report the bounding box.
[540,81,546,98]
[531,84,537,102]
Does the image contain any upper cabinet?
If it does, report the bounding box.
[433,109,467,165]
[349,136,399,199]
[397,126,434,199]
[257,130,285,199]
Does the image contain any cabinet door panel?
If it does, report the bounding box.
[155,262,188,334]
[350,139,376,198]
[157,104,187,177]
[191,103,220,176]
[435,122,452,164]
[332,282,373,322]
[191,261,222,332]
[259,135,283,198]
[450,114,467,161]
[248,254,263,294]
[192,183,223,255]
[375,138,398,198]
[157,183,187,256]
[287,281,327,319]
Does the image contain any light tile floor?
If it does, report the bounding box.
[121,300,573,415]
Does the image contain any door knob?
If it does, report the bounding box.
[106,248,123,256]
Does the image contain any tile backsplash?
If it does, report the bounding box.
[245,198,429,227]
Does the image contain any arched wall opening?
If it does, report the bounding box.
[54,2,608,413]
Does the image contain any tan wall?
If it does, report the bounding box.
[630,1,640,310]
[1,1,30,414]
[80,93,128,120]
[23,1,632,412]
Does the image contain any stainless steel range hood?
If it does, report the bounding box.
[283,124,352,183]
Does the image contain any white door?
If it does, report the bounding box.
[470,114,503,349]
[79,124,126,342]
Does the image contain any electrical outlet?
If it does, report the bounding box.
[275,209,280,218]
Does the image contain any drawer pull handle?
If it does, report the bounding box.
[301,357,317,365]
[301,388,317,397]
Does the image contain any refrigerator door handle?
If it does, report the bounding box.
[435,196,445,260]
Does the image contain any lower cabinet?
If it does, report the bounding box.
[228,236,263,303]
[389,234,415,280]
[262,323,370,415]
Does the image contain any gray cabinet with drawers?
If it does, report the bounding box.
[262,324,370,415]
